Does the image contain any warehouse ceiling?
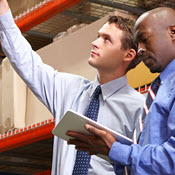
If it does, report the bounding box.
[2,0,175,54]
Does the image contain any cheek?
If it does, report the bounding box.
[148,43,169,69]
[108,51,124,65]
[100,43,123,62]
[149,38,169,55]
[105,46,122,57]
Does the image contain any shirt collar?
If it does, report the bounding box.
[159,59,175,83]
[91,75,128,100]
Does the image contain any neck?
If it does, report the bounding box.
[97,70,126,85]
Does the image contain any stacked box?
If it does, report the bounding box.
[0,58,27,133]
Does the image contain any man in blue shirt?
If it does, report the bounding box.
[0,0,144,175]
[67,7,175,175]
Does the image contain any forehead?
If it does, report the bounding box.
[134,11,167,38]
[134,16,156,40]
[99,22,123,36]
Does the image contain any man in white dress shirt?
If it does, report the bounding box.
[0,0,144,174]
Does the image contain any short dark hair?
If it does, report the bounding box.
[107,15,140,72]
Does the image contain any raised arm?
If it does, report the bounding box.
[0,3,57,115]
[0,1,66,117]
[0,0,9,15]
[0,2,88,119]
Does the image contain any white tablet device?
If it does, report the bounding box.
[52,109,133,145]
[52,109,133,162]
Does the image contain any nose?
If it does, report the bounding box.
[138,48,145,55]
[137,43,146,56]
[92,38,100,49]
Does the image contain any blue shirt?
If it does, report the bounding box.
[109,59,175,175]
[0,10,145,175]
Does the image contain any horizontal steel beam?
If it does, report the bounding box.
[24,30,54,40]
[61,10,99,22]
[86,0,147,16]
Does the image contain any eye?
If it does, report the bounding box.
[142,38,147,42]
[104,37,110,42]
[141,36,150,43]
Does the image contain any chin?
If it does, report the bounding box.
[88,58,97,68]
[149,67,162,73]
[88,57,93,64]
[150,69,158,73]
[89,62,98,69]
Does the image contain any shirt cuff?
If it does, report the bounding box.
[109,141,132,165]
[0,9,16,30]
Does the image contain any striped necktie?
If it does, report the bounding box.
[72,85,101,175]
[134,76,161,143]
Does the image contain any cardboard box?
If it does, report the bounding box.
[0,58,27,133]
[25,88,53,126]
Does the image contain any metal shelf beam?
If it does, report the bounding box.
[0,119,55,153]
[15,0,82,32]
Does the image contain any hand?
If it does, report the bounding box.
[67,124,116,156]
[0,0,9,16]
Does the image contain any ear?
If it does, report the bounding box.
[123,48,136,62]
[168,25,175,41]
